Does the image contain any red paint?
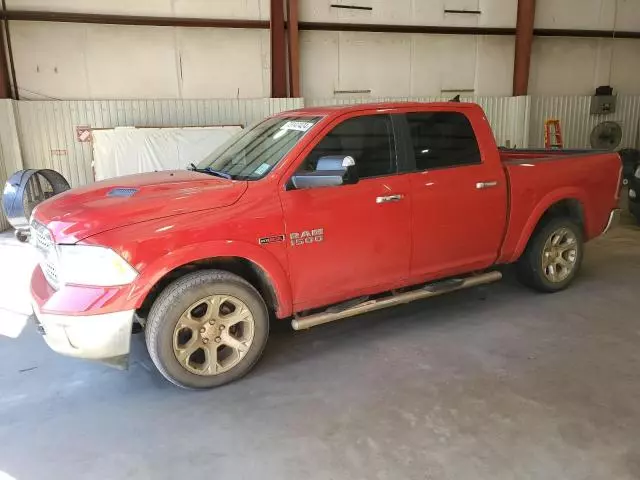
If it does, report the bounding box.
[31,102,622,320]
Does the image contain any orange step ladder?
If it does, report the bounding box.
[544,119,564,149]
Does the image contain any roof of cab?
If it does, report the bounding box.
[278,101,478,117]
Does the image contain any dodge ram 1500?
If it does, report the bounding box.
[29,102,622,389]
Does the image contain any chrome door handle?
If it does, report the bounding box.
[476,181,498,190]
[376,194,404,204]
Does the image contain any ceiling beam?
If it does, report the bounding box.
[1,10,638,39]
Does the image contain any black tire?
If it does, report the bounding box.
[516,217,584,293]
[145,270,269,389]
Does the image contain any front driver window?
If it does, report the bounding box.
[301,114,396,179]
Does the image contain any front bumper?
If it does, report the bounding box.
[32,303,135,369]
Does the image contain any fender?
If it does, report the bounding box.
[131,239,293,318]
[503,187,588,264]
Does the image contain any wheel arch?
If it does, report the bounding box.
[509,190,587,263]
[133,241,292,319]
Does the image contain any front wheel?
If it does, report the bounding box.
[517,217,584,293]
[145,270,269,389]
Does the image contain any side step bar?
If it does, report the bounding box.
[291,271,502,331]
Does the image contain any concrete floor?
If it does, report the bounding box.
[1,217,640,480]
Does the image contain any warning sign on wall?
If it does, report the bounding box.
[75,125,92,143]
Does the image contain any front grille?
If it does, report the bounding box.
[30,220,60,289]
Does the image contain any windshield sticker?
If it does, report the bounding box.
[281,121,315,132]
[254,163,271,176]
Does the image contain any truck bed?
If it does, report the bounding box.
[497,148,621,263]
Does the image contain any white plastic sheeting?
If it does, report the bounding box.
[92,126,242,181]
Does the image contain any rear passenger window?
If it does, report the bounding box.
[406,112,481,170]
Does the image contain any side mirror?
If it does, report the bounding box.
[291,156,359,189]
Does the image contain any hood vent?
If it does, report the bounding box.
[107,187,138,197]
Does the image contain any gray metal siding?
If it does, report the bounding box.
[529,95,640,149]
[0,100,24,231]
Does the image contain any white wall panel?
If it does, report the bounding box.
[475,36,515,95]
[529,38,601,95]
[84,25,180,99]
[477,0,518,28]
[6,0,268,18]
[177,28,270,98]
[535,0,640,30]
[11,22,270,100]
[15,98,303,188]
[299,0,516,27]
[12,22,92,100]
[615,0,640,31]
[300,31,515,98]
[535,0,616,30]
[411,35,477,95]
[339,32,412,96]
[299,31,339,99]
[172,0,269,19]
[530,37,640,95]
[610,39,640,94]
[6,0,173,15]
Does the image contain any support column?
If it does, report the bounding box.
[286,0,300,98]
[270,0,287,98]
[513,0,537,96]
[0,23,11,98]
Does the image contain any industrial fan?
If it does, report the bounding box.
[2,169,70,242]
[590,121,623,150]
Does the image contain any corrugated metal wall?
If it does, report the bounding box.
[529,95,640,149]
[0,100,24,231]
[15,98,304,188]
[306,96,531,148]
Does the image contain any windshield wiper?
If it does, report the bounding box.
[188,163,233,180]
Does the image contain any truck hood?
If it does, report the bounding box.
[34,171,248,243]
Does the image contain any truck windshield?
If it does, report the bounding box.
[195,116,322,180]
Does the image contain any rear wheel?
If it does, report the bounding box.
[517,217,584,293]
[145,270,269,389]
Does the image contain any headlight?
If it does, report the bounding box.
[635,166,640,179]
[58,245,138,286]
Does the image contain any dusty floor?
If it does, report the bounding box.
[1,216,640,480]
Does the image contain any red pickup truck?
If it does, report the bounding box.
[30,102,622,389]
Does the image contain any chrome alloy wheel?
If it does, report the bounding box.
[541,227,579,283]
[172,295,255,376]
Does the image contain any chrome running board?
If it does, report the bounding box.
[291,271,502,331]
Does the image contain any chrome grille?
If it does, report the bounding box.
[30,220,60,289]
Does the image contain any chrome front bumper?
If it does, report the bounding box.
[32,303,134,369]
[601,208,621,236]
